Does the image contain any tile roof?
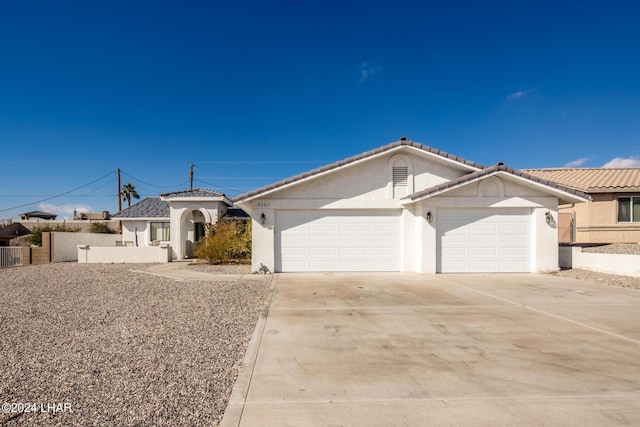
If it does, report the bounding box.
[405,163,590,202]
[521,168,640,193]
[113,197,169,219]
[233,138,485,202]
[160,188,225,198]
[223,207,250,219]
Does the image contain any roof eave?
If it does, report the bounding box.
[402,170,591,205]
[233,140,483,204]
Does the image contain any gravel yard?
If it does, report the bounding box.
[552,268,640,290]
[0,263,271,426]
[182,262,252,275]
[579,243,640,255]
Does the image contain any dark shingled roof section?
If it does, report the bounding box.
[160,188,225,198]
[113,197,169,218]
[232,139,486,202]
[0,223,31,239]
[406,163,591,201]
[223,207,250,220]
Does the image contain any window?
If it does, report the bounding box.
[618,197,640,222]
[150,222,170,241]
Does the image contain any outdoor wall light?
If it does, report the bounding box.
[260,212,266,225]
[426,211,433,224]
[545,211,554,226]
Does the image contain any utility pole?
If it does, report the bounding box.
[117,168,122,234]
[189,162,195,190]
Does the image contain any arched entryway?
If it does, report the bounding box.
[179,208,212,258]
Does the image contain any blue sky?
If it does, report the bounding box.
[2,1,639,219]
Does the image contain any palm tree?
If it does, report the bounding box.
[121,183,140,207]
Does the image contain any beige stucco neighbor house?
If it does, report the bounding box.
[233,138,589,274]
[522,168,640,243]
[113,189,236,260]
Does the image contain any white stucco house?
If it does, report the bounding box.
[233,138,590,274]
[114,189,245,260]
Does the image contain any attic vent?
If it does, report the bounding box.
[393,166,408,187]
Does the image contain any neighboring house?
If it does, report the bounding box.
[113,189,236,260]
[74,210,112,220]
[19,211,57,220]
[522,168,640,243]
[0,223,31,246]
[233,138,589,274]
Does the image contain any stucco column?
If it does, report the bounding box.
[251,210,275,273]
[418,204,437,274]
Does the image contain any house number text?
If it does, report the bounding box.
[256,202,270,208]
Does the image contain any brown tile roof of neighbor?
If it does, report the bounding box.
[406,163,590,202]
[233,138,485,202]
[521,168,640,192]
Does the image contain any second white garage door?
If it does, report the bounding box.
[275,210,401,272]
[437,208,532,273]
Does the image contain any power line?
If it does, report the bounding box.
[196,160,335,165]
[0,170,116,213]
[120,170,190,189]
[192,179,246,195]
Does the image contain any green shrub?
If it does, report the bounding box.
[90,222,117,234]
[195,221,251,264]
[26,224,81,246]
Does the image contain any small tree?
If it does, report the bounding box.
[89,222,117,234]
[26,224,81,246]
[195,220,251,264]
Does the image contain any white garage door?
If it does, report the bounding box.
[275,210,401,272]
[437,208,532,273]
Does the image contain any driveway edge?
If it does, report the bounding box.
[221,274,277,427]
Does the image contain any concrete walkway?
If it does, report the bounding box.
[131,261,272,282]
[223,272,640,426]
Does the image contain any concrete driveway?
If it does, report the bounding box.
[223,273,640,426]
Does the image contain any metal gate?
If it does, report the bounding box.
[558,212,575,243]
[0,247,23,268]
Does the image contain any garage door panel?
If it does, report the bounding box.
[438,208,531,273]
[309,247,337,256]
[276,210,401,272]
[339,223,367,232]
[309,223,336,233]
[340,234,368,245]
[339,260,368,269]
[470,235,497,244]
[309,260,338,270]
[340,247,367,256]
[283,235,307,244]
[470,247,496,256]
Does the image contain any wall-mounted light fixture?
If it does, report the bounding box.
[545,211,555,226]
[426,211,433,224]
[260,212,266,225]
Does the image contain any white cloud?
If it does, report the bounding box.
[506,88,537,101]
[602,156,640,168]
[39,203,92,220]
[564,157,589,167]
[359,62,381,83]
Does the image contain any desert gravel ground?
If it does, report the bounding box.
[553,268,640,290]
[0,263,271,426]
[553,243,640,290]
[580,242,640,255]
